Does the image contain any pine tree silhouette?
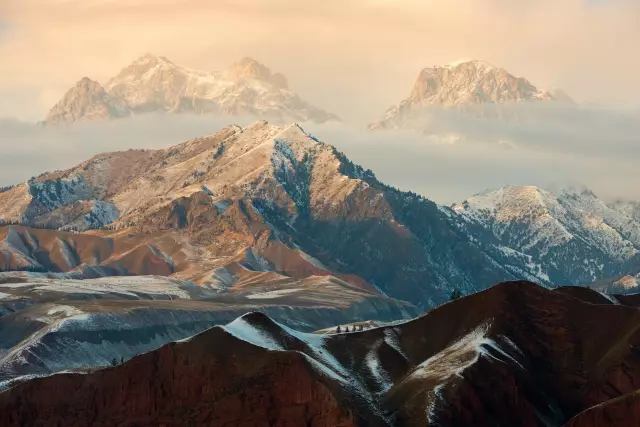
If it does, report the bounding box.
[450,288,463,301]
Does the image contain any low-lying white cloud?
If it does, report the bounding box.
[306,104,640,204]
[0,115,255,186]
[0,106,638,206]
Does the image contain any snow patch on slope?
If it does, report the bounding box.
[28,175,91,211]
[223,317,283,350]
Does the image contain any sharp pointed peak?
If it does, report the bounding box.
[67,77,106,94]
[427,59,497,70]
[234,57,266,67]
[130,52,175,67]
[75,77,102,86]
[226,57,288,89]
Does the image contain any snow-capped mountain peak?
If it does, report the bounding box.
[131,52,174,66]
[45,55,337,125]
[44,77,130,125]
[108,53,179,81]
[369,59,573,130]
[441,58,495,70]
[452,184,640,284]
[225,57,289,89]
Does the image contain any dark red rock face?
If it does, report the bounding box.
[4,281,640,426]
[0,329,357,427]
[564,391,640,427]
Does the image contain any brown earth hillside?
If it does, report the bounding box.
[4,281,640,426]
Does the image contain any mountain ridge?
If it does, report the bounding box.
[44,54,338,125]
[451,184,640,286]
[1,122,637,305]
[4,281,640,426]
[370,59,573,130]
[0,120,523,307]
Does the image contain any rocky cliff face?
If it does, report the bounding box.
[4,282,640,426]
[45,77,130,125]
[44,54,337,125]
[370,59,572,130]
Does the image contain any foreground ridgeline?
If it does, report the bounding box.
[2,281,640,426]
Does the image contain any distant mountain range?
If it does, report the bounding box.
[43,54,338,125]
[4,281,640,427]
[41,56,576,131]
[452,185,640,285]
[369,59,573,131]
[2,54,639,427]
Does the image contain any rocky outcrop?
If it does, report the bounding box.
[45,77,130,125]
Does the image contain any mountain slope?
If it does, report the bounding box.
[0,121,526,307]
[370,59,572,130]
[452,185,640,285]
[2,122,635,305]
[45,77,130,125]
[608,198,640,223]
[44,54,337,125]
[0,272,416,385]
[4,281,640,426]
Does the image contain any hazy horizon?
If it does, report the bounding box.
[2,0,640,123]
[1,104,639,205]
[1,0,639,204]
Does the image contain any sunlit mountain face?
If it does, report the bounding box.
[1,1,639,425]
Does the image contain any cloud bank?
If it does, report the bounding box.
[1,106,639,205]
[309,104,640,204]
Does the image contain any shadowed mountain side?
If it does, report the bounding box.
[0,121,534,309]
[0,327,367,427]
[564,390,640,427]
[4,282,640,426]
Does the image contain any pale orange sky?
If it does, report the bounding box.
[1,0,639,122]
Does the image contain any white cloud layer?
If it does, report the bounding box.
[0,107,639,205]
